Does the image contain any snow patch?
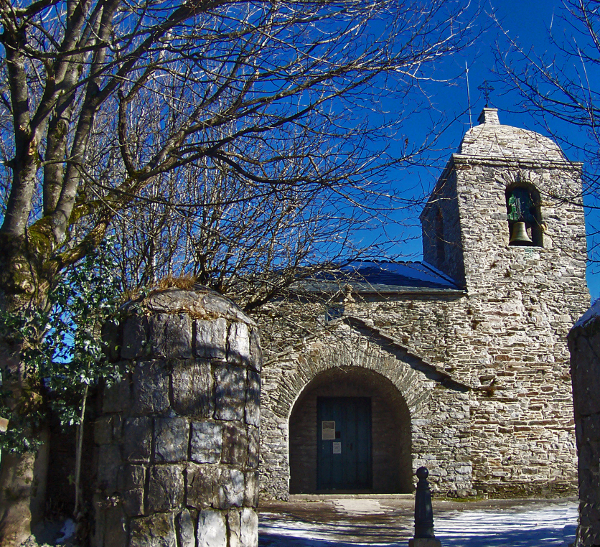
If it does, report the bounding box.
[573,298,600,329]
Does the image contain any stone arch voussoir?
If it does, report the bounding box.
[273,324,438,422]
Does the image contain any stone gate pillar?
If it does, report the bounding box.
[568,302,600,547]
[94,286,261,547]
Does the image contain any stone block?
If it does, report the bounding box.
[249,328,262,372]
[97,444,121,493]
[240,508,258,547]
[120,464,146,517]
[111,414,124,443]
[244,471,259,507]
[228,322,250,365]
[121,316,148,359]
[245,371,260,427]
[408,539,442,547]
[95,416,114,445]
[197,509,227,547]
[150,313,193,359]
[222,423,248,466]
[214,365,246,421]
[130,513,177,547]
[187,463,220,508]
[102,318,122,362]
[123,417,152,462]
[581,414,600,443]
[228,510,242,547]
[247,427,259,470]
[102,376,132,414]
[133,361,170,415]
[217,468,244,508]
[177,509,196,547]
[94,414,124,445]
[190,421,222,464]
[196,318,227,359]
[172,362,214,417]
[155,417,190,463]
[147,465,184,513]
[103,503,128,547]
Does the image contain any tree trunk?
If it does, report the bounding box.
[0,451,36,546]
[0,238,51,546]
[0,426,48,546]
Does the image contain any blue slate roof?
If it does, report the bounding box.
[305,261,463,294]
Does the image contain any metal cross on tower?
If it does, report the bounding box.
[478,80,495,107]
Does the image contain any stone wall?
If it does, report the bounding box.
[568,303,600,546]
[255,110,589,500]
[94,287,261,547]
[256,311,473,499]
[256,288,582,498]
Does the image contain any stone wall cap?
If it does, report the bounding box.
[125,286,256,325]
[450,153,581,168]
[477,107,500,126]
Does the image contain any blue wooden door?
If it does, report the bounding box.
[317,397,372,490]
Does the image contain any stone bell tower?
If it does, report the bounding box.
[421,108,590,495]
[422,107,587,309]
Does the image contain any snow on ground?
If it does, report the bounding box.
[259,500,577,547]
[435,500,577,546]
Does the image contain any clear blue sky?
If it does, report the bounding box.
[383,0,600,303]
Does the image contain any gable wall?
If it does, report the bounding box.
[256,272,584,499]
[255,313,472,499]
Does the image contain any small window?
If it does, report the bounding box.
[506,186,542,246]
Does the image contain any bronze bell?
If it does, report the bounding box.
[509,221,533,246]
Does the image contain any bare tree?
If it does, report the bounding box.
[493,0,600,259]
[0,0,476,541]
[110,151,396,311]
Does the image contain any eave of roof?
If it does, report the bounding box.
[297,261,464,295]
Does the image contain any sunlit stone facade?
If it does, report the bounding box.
[256,108,589,499]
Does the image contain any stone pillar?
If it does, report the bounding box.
[94,287,261,547]
[568,303,600,547]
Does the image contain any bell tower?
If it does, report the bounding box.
[421,107,589,495]
[421,107,588,305]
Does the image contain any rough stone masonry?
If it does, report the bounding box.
[94,287,261,547]
[255,108,590,500]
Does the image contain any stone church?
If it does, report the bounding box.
[255,108,590,500]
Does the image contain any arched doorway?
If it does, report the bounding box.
[289,367,412,494]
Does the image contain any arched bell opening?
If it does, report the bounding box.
[506,184,543,247]
[289,367,412,494]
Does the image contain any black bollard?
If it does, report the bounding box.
[409,467,441,547]
[414,467,434,538]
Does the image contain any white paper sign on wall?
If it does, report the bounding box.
[322,421,336,440]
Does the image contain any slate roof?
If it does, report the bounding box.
[303,261,464,294]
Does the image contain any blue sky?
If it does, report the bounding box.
[384,0,600,302]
